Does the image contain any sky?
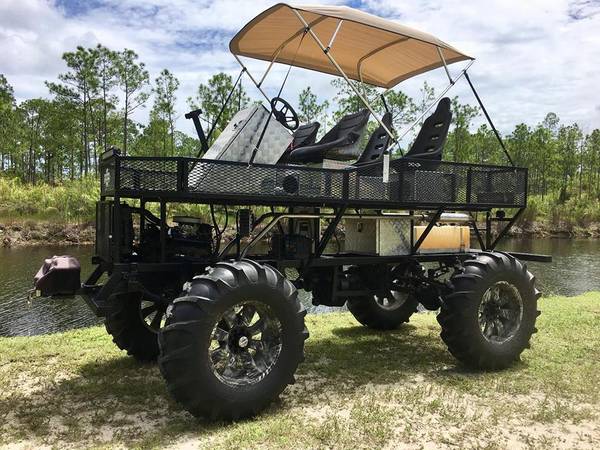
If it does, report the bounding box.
[1,0,599,138]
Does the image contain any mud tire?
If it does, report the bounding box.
[158,259,308,420]
[437,252,541,370]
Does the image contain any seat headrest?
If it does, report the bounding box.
[381,111,393,127]
[437,97,451,113]
[404,97,452,160]
[292,122,320,143]
[336,109,370,130]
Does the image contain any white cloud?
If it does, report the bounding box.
[362,0,600,133]
[1,0,599,138]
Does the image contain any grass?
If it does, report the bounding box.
[4,173,600,233]
[0,175,240,226]
[0,176,99,223]
[0,294,599,449]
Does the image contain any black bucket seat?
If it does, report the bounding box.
[278,121,320,164]
[287,109,370,164]
[353,112,393,166]
[403,97,451,162]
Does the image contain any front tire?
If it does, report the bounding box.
[437,252,541,370]
[158,260,308,420]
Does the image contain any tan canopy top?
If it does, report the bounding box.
[230,3,473,89]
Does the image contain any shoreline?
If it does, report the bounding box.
[509,221,600,238]
[2,219,600,248]
[0,221,95,248]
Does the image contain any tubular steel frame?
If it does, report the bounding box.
[80,182,549,320]
[100,146,531,272]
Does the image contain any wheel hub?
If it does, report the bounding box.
[139,296,169,332]
[227,326,251,352]
[209,301,282,387]
[478,281,524,344]
[375,290,409,311]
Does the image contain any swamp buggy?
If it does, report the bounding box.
[33,3,551,420]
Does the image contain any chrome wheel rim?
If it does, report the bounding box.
[209,301,282,387]
[478,281,524,344]
[374,291,409,311]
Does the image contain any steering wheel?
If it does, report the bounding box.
[270,97,299,131]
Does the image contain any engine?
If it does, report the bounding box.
[167,216,214,258]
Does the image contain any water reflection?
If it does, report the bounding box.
[1,238,599,337]
[496,238,600,296]
[0,246,100,337]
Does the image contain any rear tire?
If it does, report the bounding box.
[347,292,419,330]
[105,291,167,362]
[437,252,541,370]
[346,264,419,330]
[158,260,308,420]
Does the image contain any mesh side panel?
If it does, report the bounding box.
[105,155,527,208]
[120,159,179,192]
[187,161,345,200]
[393,160,525,206]
[400,170,458,203]
[471,168,526,205]
[349,164,399,202]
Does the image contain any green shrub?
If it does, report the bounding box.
[525,192,600,227]
[0,176,99,223]
[522,196,540,224]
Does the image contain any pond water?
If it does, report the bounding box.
[1,238,599,337]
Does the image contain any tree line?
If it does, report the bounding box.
[1,43,599,203]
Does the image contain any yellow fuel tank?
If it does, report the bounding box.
[413,225,470,253]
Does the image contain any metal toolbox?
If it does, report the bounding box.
[344,217,411,256]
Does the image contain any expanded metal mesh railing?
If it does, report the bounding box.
[100,153,527,210]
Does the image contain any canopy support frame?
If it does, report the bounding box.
[464,71,515,167]
[258,16,328,87]
[258,53,279,87]
[291,9,398,149]
[233,54,272,104]
[395,59,474,144]
[357,37,409,85]
[380,59,474,181]
[244,28,309,165]
[326,20,344,52]
[437,46,454,84]
[205,68,246,146]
